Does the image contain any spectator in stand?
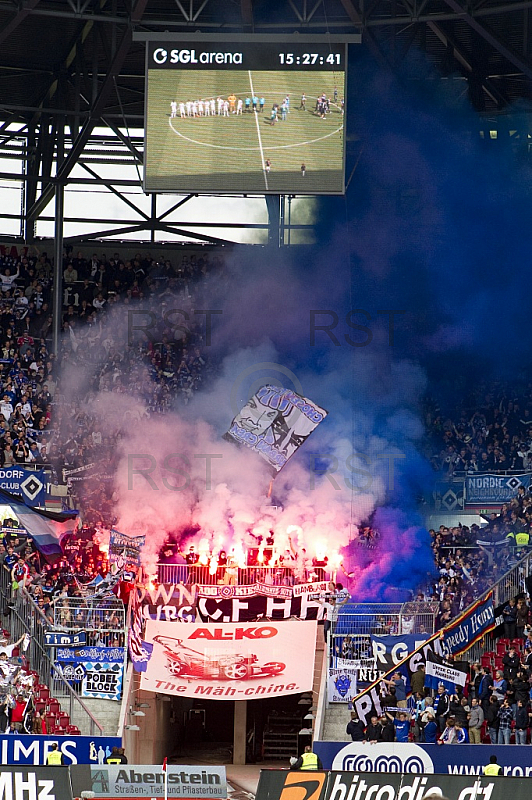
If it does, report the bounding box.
[503,647,521,682]
[497,699,514,744]
[502,598,518,639]
[435,684,451,732]
[386,710,410,743]
[378,713,395,742]
[491,670,507,702]
[486,696,500,745]
[514,699,532,744]
[516,597,529,639]
[437,717,459,744]
[366,715,382,743]
[382,671,407,708]
[478,666,493,713]
[346,712,366,741]
[467,698,484,744]
[423,708,439,743]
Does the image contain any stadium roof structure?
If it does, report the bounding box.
[0,0,532,246]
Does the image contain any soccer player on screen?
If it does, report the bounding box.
[170,101,177,118]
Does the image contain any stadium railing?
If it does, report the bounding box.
[0,581,104,735]
[156,563,332,585]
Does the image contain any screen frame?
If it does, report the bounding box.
[139,33,358,197]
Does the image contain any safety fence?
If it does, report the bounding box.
[156,563,333,586]
[0,568,107,735]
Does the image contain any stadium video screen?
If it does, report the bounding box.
[144,41,347,195]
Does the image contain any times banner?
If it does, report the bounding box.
[140,619,316,700]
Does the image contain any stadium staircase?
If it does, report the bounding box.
[314,547,532,742]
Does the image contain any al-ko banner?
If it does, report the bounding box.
[140,619,316,700]
[312,742,532,778]
[137,582,326,622]
[466,472,532,505]
[71,765,227,798]
[0,767,72,800]
[256,769,532,800]
[224,384,327,473]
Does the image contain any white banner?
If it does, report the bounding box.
[328,667,358,703]
[140,619,317,700]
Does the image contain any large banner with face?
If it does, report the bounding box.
[140,619,316,700]
[224,384,328,473]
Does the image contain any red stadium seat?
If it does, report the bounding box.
[512,638,523,648]
[496,642,506,656]
[37,686,50,701]
[66,726,81,735]
[46,700,60,715]
[499,638,510,646]
[45,713,57,732]
[56,712,69,728]
[481,654,492,668]
[34,701,46,714]
[494,656,504,670]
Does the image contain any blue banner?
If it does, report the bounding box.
[45,631,86,647]
[314,741,532,777]
[0,734,121,765]
[440,592,495,656]
[56,646,124,663]
[466,472,532,505]
[0,467,46,506]
[370,634,430,670]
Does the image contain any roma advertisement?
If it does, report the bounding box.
[140,619,317,700]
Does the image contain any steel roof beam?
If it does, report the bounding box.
[442,0,532,81]
[26,0,149,222]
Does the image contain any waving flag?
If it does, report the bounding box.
[224,384,328,474]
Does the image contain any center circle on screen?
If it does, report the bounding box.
[167,93,343,152]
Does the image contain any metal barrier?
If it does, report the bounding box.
[0,582,104,736]
[52,596,126,646]
[331,601,439,669]
[156,563,332,586]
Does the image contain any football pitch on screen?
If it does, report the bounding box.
[146,70,345,193]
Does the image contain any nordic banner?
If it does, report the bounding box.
[140,619,316,700]
[223,384,328,473]
[466,472,532,505]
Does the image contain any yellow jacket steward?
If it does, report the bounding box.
[515,531,530,547]
[483,764,501,776]
[46,750,63,765]
[300,752,319,770]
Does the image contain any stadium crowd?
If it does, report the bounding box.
[424,388,532,476]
